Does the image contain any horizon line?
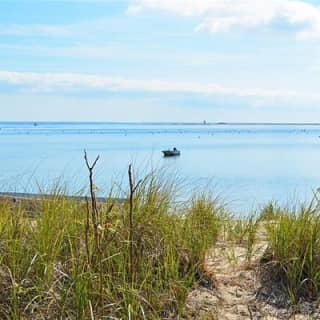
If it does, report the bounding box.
[1,121,320,126]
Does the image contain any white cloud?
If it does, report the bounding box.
[0,70,318,103]
[128,0,320,39]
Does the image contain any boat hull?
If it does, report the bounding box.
[162,150,181,157]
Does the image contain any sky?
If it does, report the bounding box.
[0,0,320,122]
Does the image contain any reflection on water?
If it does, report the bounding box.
[0,122,320,214]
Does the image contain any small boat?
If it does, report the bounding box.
[162,148,181,157]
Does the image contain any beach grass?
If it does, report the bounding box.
[0,165,226,319]
[263,198,320,303]
[2,158,320,318]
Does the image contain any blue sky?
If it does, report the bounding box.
[0,0,320,122]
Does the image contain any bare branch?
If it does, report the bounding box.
[128,164,142,286]
[83,150,103,308]
[84,149,100,171]
[85,196,91,267]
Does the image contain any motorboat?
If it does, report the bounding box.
[162,148,181,157]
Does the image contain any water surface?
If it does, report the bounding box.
[0,122,319,213]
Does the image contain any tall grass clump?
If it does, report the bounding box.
[223,212,260,262]
[259,201,281,221]
[0,156,225,319]
[264,199,320,303]
[183,194,227,266]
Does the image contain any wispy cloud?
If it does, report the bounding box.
[0,70,318,103]
[5,1,320,40]
[0,23,73,37]
[0,44,119,59]
[128,0,320,39]
[0,18,115,38]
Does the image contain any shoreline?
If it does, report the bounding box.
[0,192,124,204]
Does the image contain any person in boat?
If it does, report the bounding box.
[173,147,177,151]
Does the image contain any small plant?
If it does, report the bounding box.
[259,201,281,221]
[225,214,260,261]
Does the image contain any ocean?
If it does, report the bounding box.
[1,122,320,214]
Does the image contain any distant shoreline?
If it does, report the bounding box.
[1,121,320,126]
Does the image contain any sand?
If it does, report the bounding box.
[184,227,320,320]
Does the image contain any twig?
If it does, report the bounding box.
[84,150,100,251]
[128,164,142,286]
[84,150,103,308]
[85,196,91,266]
[247,304,254,320]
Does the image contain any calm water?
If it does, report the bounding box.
[1,122,320,213]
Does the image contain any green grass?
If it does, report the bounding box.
[3,160,320,318]
[263,199,320,303]
[224,213,260,262]
[0,170,225,319]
